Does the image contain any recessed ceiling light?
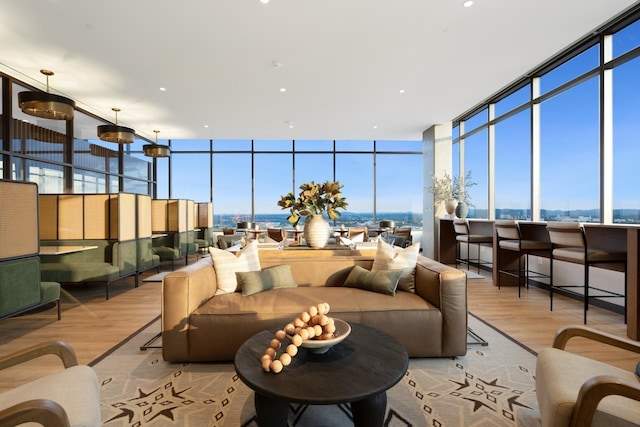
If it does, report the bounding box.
[463,1,474,7]
[372,125,378,129]
[260,0,269,3]
[204,125,209,128]
[280,88,287,92]
[398,89,406,94]
[159,87,166,91]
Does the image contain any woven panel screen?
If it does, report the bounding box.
[197,203,213,228]
[39,194,58,240]
[186,200,195,231]
[84,194,111,239]
[137,195,152,238]
[58,195,83,239]
[0,181,39,259]
[151,200,168,232]
[118,193,136,241]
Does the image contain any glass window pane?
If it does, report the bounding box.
[254,140,292,151]
[463,129,488,219]
[495,85,530,117]
[25,160,64,193]
[123,154,150,180]
[170,139,210,152]
[295,140,333,152]
[294,153,333,186]
[73,170,107,193]
[376,154,423,227]
[154,157,170,199]
[495,109,531,219]
[540,45,599,94]
[255,153,293,227]
[170,153,211,202]
[613,19,640,59]
[122,179,148,194]
[336,140,373,152]
[336,154,373,224]
[463,108,488,134]
[214,139,251,151]
[540,77,600,221]
[74,139,118,172]
[375,140,421,152]
[213,153,252,228]
[613,57,640,223]
[452,141,460,178]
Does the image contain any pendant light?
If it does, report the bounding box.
[143,130,170,158]
[97,107,135,144]
[18,69,75,120]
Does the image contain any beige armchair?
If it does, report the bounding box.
[0,340,101,427]
[536,325,640,427]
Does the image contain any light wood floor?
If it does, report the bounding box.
[0,259,637,395]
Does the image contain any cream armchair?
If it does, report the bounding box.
[0,340,101,427]
[536,325,640,427]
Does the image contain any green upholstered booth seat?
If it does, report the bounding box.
[39,262,120,283]
[39,239,125,299]
[152,233,187,270]
[0,256,61,320]
[136,238,160,274]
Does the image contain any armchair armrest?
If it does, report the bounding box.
[552,325,640,354]
[0,399,70,427]
[0,340,78,370]
[571,375,640,427]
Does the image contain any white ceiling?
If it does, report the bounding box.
[0,0,637,142]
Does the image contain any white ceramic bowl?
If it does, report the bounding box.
[298,318,351,354]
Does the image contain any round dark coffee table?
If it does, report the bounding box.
[234,322,408,427]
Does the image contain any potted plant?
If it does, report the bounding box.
[277,181,348,248]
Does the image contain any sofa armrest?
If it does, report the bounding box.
[162,258,217,362]
[414,256,468,356]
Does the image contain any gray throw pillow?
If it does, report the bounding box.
[237,264,297,296]
[343,264,403,296]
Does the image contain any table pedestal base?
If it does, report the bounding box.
[254,392,386,427]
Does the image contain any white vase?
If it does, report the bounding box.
[303,214,331,249]
[444,199,457,215]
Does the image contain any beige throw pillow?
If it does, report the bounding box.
[371,239,420,292]
[209,240,261,295]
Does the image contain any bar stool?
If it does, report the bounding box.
[453,218,493,273]
[546,222,627,324]
[495,220,551,297]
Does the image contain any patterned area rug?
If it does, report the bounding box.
[91,314,541,426]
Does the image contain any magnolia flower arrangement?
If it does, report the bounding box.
[427,171,476,208]
[277,180,348,226]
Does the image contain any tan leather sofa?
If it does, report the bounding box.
[161,251,468,362]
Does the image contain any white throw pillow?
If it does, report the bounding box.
[209,240,261,295]
[371,238,420,292]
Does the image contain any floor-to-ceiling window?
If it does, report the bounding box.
[453,7,640,224]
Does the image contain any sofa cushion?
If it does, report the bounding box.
[371,239,421,292]
[237,264,298,296]
[209,240,261,295]
[343,264,402,296]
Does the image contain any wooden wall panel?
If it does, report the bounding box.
[84,194,110,239]
[186,200,195,231]
[58,195,83,239]
[39,195,58,240]
[151,200,168,232]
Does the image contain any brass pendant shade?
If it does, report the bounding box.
[18,70,75,120]
[143,130,170,158]
[97,107,135,144]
